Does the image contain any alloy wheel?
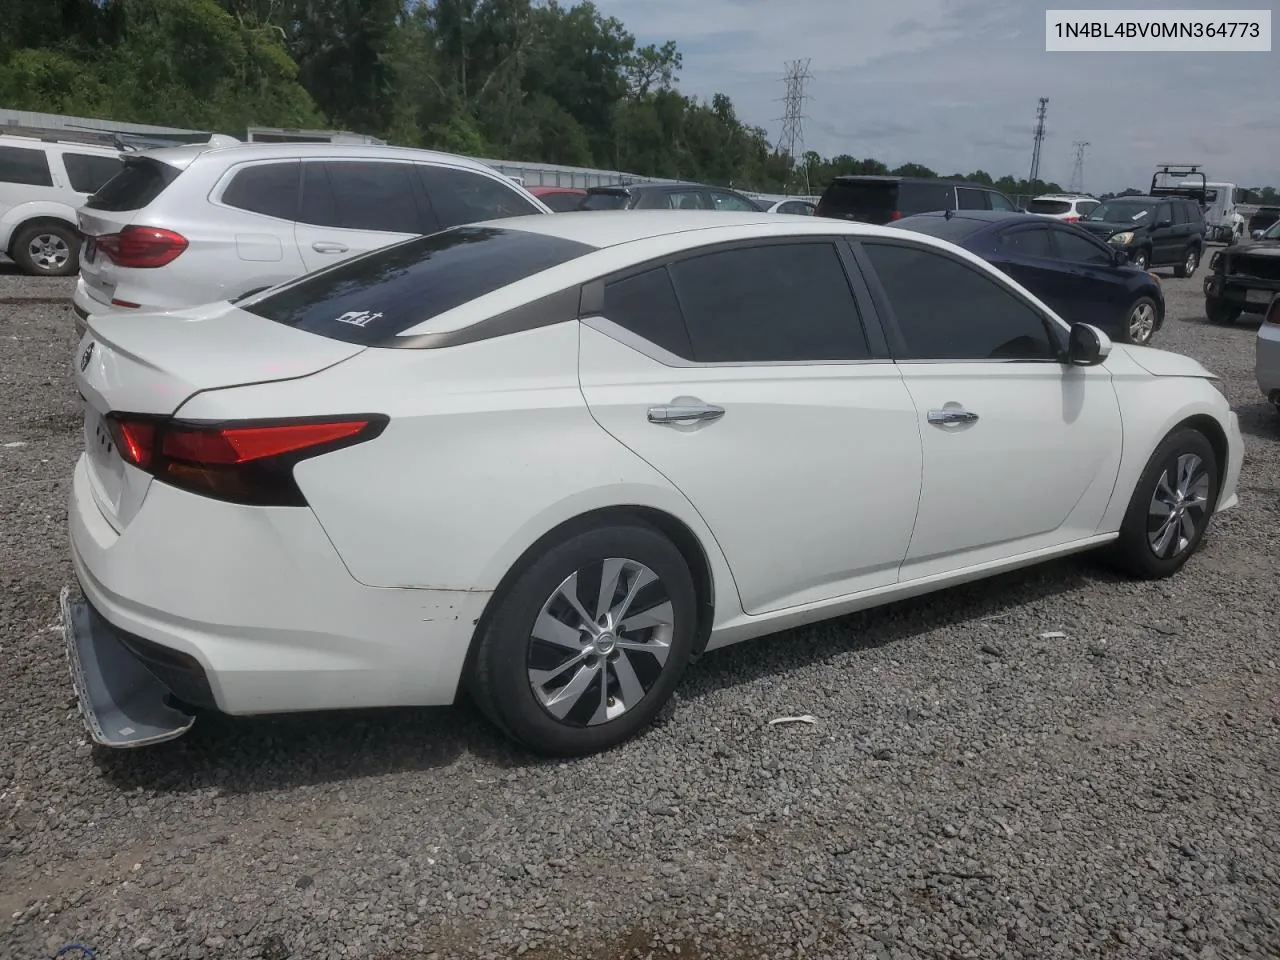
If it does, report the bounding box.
[1184,250,1198,275]
[1128,302,1156,344]
[527,558,675,726]
[28,233,71,272]
[1147,453,1210,559]
[1132,252,1149,270]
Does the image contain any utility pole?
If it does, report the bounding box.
[1068,141,1089,194]
[778,59,813,195]
[1028,97,1048,185]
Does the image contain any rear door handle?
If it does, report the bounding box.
[311,241,349,254]
[927,408,979,425]
[647,399,725,424]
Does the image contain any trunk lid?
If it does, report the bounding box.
[74,303,366,530]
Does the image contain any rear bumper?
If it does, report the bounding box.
[1203,273,1280,312]
[67,455,490,740]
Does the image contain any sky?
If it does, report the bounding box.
[593,0,1280,193]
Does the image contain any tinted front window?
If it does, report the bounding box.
[86,157,182,211]
[864,242,1057,361]
[0,145,54,186]
[778,201,814,215]
[62,153,124,193]
[956,188,988,210]
[999,226,1054,258]
[1171,202,1188,225]
[221,162,301,220]
[246,226,595,345]
[538,192,586,213]
[581,191,629,210]
[602,267,693,358]
[1087,200,1156,223]
[710,191,757,211]
[666,190,708,210]
[1028,199,1072,215]
[418,165,542,227]
[987,191,1016,211]
[899,182,955,214]
[668,242,869,362]
[1053,229,1112,265]
[1077,201,1099,216]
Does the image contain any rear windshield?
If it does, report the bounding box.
[244,226,596,346]
[818,180,954,220]
[581,190,629,211]
[539,192,587,212]
[889,213,991,243]
[85,157,182,211]
[1086,200,1156,222]
[1027,199,1072,215]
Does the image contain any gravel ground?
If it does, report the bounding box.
[2,255,1278,960]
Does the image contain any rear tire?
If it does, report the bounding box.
[1174,247,1200,279]
[11,221,80,277]
[468,522,697,756]
[1205,297,1241,326]
[1108,428,1218,580]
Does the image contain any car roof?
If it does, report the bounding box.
[830,175,999,189]
[128,141,506,175]
[1035,194,1096,200]
[899,210,1030,226]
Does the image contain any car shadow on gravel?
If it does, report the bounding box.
[92,557,1123,793]
[1236,400,1280,440]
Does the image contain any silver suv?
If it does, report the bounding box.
[72,142,551,322]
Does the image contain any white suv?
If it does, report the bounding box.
[72,142,552,321]
[0,134,124,276]
[1025,194,1100,223]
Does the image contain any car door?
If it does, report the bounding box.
[294,159,433,272]
[0,143,62,214]
[1149,201,1178,265]
[1046,225,1130,331]
[577,239,923,615]
[853,237,1122,580]
[987,223,1074,317]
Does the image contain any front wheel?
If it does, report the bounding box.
[468,522,698,756]
[1109,429,1219,580]
[1174,247,1200,279]
[1205,297,1242,326]
[1123,296,1159,345]
[1129,248,1150,271]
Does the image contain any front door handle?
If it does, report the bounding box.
[927,407,979,425]
[312,241,349,254]
[647,398,725,424]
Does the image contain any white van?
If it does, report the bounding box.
[0,134,124,276]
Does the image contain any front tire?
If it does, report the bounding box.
[1129,248,1150,271]
[1123,296,1159,345]
[1174,247,1200,279]
[468,522,698,756]
[1109,428,1219,580]
[1205,297,1242,325]
[11,222,80,277]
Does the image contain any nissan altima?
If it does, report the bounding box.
[64,211,1244,756]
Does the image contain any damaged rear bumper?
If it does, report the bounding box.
[60,586,197,748]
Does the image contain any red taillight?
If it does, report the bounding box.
[95,226,188,268]
[889,210,903,220]
[1065,215,1080,223]
[105,414,387,506]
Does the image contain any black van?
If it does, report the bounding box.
[815,175,1018,224]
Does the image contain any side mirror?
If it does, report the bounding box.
[1068,323,1112,366]
[1155,218,1172,229]
[1112,248,1129,266]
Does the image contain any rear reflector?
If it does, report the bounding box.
[110,298,141,309]
[106,415,387,506]
[889,210,903,220]
[95,226,189,269]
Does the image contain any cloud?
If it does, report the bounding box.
[596,0,1280,191]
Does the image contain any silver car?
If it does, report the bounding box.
[1258,293,1280,414]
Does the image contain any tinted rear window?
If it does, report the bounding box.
[890,214,991,244]
[85,157,181,211]
[0,145,53,186]
[539,192,587,212]
[1028,199,1072,215]
[818,180,897,221]
[245,226,596,346]
[581,191,629,211]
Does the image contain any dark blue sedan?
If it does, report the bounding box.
[889,210,1166,345]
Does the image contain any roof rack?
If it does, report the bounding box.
[0,122,203,152]
[1150,162,1207,203]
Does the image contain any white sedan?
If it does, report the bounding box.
[64,211,1244,756]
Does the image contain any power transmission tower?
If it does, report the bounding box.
[778,59,813,195]
[1068,141,1089,194]
[1028,97,1049,185]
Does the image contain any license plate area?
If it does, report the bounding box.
[1246,289,1274,304]
[84,408,126,512]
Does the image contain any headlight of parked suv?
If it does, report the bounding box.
[1209,252,1221,269]
[1109,231,1135,245]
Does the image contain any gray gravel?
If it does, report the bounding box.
[2,255,1279,960]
